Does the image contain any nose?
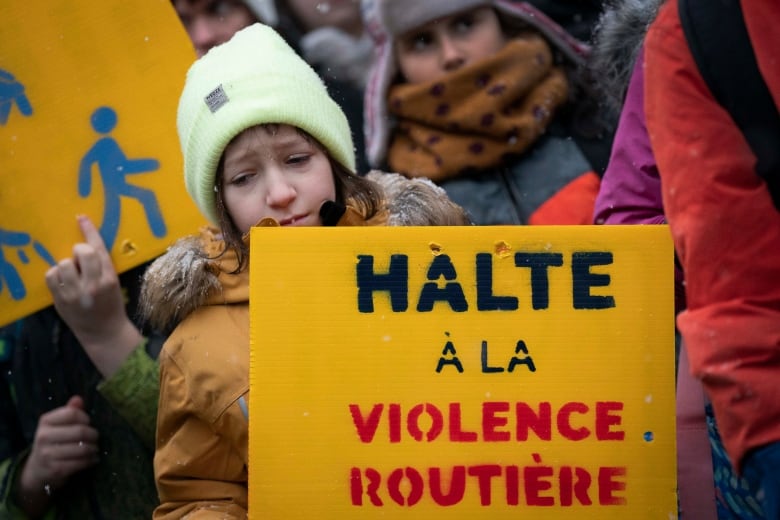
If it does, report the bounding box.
[188,17,220,57]
[439,36,466,72]
[265,172,297,208]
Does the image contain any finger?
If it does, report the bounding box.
[46,438,100,459]
[39,404,92,427]
[37,422,100,446]
[44,265,61,293]
[44,259,79,298]
[77,215,113,269]
[41,453,100,483]
[72,243,101,286]
[42,438,100,460]
[65,395,85,410]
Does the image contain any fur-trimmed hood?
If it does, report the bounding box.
[588,0,664,120]
[139,170,470,333]
[138,227,236,335]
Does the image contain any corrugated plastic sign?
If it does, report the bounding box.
[0,0,204,326]
[249,225,676,519]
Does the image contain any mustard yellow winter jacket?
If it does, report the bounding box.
[141,171,469,519]
[150,226,250,519]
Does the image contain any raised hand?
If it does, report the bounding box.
[44,215,142,377]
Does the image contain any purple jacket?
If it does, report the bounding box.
[593,49,684,312]
[593,51,664,225]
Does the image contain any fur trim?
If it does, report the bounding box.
[138,235,220,334]
[589,0,664,120]
[140,172,469,331]
[367,170,473,226]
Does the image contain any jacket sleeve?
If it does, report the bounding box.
[593,48,686,313]
[153,348,248,519]
[96,341,159,449]
[645,0,780,471]
[593,49,665,226]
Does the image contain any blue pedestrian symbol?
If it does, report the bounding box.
[0,228,55,301]
[78,106,167,250]
[0,69,33,125]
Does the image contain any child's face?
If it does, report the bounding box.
[220,124,336,233]
[395,7,507,84]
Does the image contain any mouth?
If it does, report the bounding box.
[278,214,309,226]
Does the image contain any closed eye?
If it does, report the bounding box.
[287,154,311,166]
[228,172,255,187]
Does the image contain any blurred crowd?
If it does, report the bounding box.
[1,1,777,518]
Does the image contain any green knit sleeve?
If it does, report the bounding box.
[97,341,160,449]
[0,452,27,519]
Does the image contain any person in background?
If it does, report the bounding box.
[589,0,683,310]
[361,0,611,225]
[172,0,278,57]
[589,1,768,515]
[142,23,468,519]
[0,216,163,518]
[273,0,372,91]
[644,0,780,517]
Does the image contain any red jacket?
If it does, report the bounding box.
[645,0,780,471]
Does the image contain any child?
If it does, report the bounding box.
[362,0,609,225]
[139,23,468,519]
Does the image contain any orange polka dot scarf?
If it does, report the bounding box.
[387,34,568,181]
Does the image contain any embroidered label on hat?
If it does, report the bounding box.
[204,85,229,113]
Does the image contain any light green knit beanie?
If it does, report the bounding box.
[177,23,356,224]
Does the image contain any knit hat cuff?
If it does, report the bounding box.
[381,0,489,37]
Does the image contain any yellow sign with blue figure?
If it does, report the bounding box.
[248,225,676,518]
[0,0,204,326]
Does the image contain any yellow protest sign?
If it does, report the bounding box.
[249,225,676,518]
[0,0,203,326]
